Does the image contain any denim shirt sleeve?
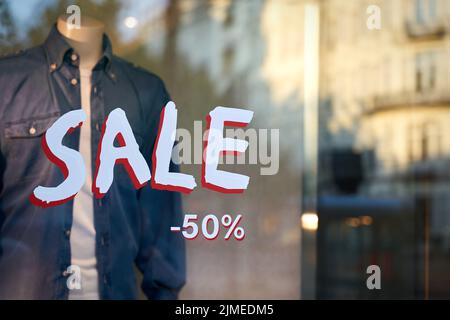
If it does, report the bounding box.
[135,78,186,299]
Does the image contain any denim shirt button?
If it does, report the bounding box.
[64,229,71,238]
[62,270,69,277]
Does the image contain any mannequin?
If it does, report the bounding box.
[57,14,104,300]
[57,14,104,69]
[0,12,185,299]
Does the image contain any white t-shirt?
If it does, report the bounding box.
[69,68,99,300]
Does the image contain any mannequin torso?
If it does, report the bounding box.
[57,14,104,300]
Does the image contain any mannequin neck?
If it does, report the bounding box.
[57,15,105,70]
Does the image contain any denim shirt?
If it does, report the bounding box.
[0,26,185,299]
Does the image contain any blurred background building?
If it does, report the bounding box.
[315,0,450,299]
[1,0,450,299]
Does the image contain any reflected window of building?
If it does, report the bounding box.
[423,122,441,159]
[421,124,429,161]
[410,124,419,162]
[415,52,437,93]
[408,121,441,162]
[415,0,437,24]
[222,46,235,75]
[224,4,234,27]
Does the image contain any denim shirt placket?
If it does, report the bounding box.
[91,66,111,299]
[49,56,112,299]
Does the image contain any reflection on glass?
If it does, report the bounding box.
[2,0,450,300]
[317,0,450,299]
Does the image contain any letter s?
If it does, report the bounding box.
[30,109,86,207]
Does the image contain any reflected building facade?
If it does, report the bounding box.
[317,0,450,299]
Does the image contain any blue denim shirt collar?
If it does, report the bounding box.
[43,25,115,80]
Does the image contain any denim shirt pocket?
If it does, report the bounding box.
[4,114,60,139]
[3,114,61,178]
